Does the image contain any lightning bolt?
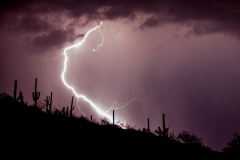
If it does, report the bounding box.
[56,21,141,128]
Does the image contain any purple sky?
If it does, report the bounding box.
[1,0,240,151]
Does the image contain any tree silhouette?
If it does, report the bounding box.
[177,130,202,146]
[222,132,240,157]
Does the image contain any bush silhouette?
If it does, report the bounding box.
[222,132,240,158]
[100,116,111,125]
[177,130,202,146]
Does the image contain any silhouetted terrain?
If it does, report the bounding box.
[0,92,236,159]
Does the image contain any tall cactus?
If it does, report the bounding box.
[45,92,52,114]
[155,113,169,137]
[162,113,168,137]
[148,118,150,133]
[13,80,24,103]
[32,78,40,107]
[113,110,115,125]
[70,96,74,117]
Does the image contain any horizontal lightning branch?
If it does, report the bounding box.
[104,98,142,114]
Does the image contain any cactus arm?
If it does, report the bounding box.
[16,91,22,100]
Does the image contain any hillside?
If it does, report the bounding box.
[0,92,234,159]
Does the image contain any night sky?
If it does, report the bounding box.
[1,0,240,151]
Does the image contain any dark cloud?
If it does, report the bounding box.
[0,0,240,51]
[8,15,52,33]
[31,29,69,51]
[29,27,82,53]
[139,16,162,29]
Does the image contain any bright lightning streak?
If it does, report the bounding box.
[60,21,141,128]
[76,98,86,117]
[61,21,112,119]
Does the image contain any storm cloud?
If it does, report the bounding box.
[1,0,240,52]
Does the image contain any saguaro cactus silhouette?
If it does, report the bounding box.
[13,80,24,103]
[155,113,169,137]
[162,113,168,137]
[32,78,40,107]
[113,110,115,125]
[70,96,74,117]
[163,114,165,130]
[45,92,52,114]
[148,118,150,133]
